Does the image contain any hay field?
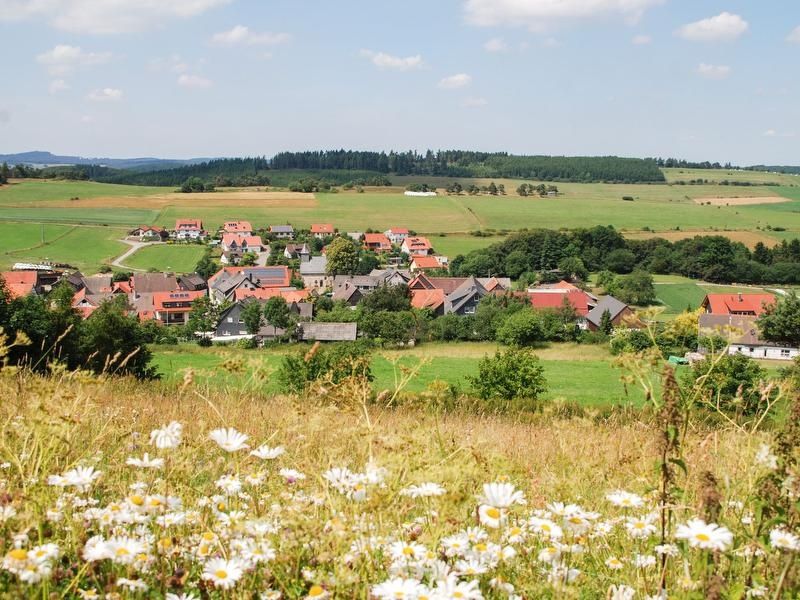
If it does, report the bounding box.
[693,196,790,206]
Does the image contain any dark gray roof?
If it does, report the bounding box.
[445,277,487,314]
[81,275,112,295]
[270,225,294,233]
[299,322,357,342]
[133,273,179,294]
[698,314,773,346]
[299,256,327,275]
[586,295,628,326]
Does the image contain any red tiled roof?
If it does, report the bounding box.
[403,236,432,251]
[235,288,309,303]
[152,290,206,311]
[529,289,591,316]
[702,293,775,316]
[223,221,253,233]
[1,271,37,299]
[222,234,263,248]
[364,233,392,250]
[389,228,409,234]
[411,289,446,310]
[311,223,334,234]
[208,266,292,289]
[175,219,203,230]
[411,255,442,270]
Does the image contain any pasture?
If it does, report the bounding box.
[122,243,208,273]
[151,342,649,407]
[651,274,787,317]
[662,167,800,185]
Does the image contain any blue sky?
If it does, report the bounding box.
[0,0,798,164]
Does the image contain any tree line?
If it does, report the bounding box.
[451,227,800,286]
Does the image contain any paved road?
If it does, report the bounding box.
[111,239,164,271]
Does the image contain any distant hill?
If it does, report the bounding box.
[746,165,800,176]
[0,151,211,171]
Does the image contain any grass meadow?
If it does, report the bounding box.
[123,244,208,273]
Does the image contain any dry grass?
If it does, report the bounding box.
[624,229,780,249]
[692,196,790,206]
[36,191,319,210]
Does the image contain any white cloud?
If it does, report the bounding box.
[177,74,212,88]
[211,25,291,46]
[48,79,69,94]
[632,34,651,45]
[0,0,231,34]
[36,44,111,76]
[787,26,800,43]
[359,49,423,71]
[464,0,664,30]
[763,129,795,138]
[676,12,748,42]
[87,87,123,102]
[463,97,488,108]
[696,63,731,80]
[438,73,472,89]
[484,37,508,52]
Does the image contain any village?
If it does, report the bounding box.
[2,217,797,361]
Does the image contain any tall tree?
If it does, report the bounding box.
[325,237,359,276]
[757,293,800,347]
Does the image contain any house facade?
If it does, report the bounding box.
[269,225,294,239]
[310,223,334,239]
[385,228,409,245]
[152,290,206,325]
[299,256,331,294]
[173,219,206,240]
[401,236,433,256]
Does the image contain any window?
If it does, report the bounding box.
[781,349,790,358]
[227,317,233,323]
[463,305,476,315]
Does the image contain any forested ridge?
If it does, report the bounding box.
[21,150,667,186]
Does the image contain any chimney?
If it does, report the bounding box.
[738,292,743,302]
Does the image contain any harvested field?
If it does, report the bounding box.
[693,195,790,206]
[36,191,319,210]
[624,229,780,248]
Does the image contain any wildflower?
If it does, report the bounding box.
[433,574,484,599]
[389,541,428,562]
[676,518,733,551]
[210,427,250,452]
[150,421,183,449]
[633,553,657,569]
[625,514,657,539]
[478,482,526,508]
[608,585,636,600]
[529,516,563,539]
[166,594,199,600]
[82,536,110,562]
[279,468,306,483]
[605,556,625,570]
[105,536,149,565]
[125,453,164,469]
[116,578,148,592]
[202,557,245,590]
[251,444,285,460]
[216,474,243,495]
[400,482,446,498]
[746,585,768,597]
[371,577,425,599]
[606,490,644,509]
[306,585,329,599]
[0,505,16,523]
[769,527,799,551]
[77,590,100,599]
[59,465,102,492]
[654,543,679,557]
[478,504,505,529]
[537,545,561,564]
[755,444,778,470]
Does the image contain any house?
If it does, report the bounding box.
[444,277,488,315]
[528,289,593,326]
[208,266,292,304]
[222,221,253,236]
[221,234,265,253]
[284,243,311,261]
[269,225,295,239]
[584,296,634,331]
[299,256,331,294]
[213,299,313,342]
[298,322,357,342]
[1,270,38,299]
[131,272,181,294]
[310,223,335,239]
[408,273,511,294]
[699,313,799,361]
[409,255,447,272]
[347,232,364,243]
[129,225,166,241]
[401,236,433,256]
[385,228,409,245]
[701,293,775,316]
[361,233,391,253]
[71,287,119,318]
[369,269,414,287]
[331,274,386,305]
[151,290,206,325]
[173,219,206,240]
[234,287,309,305]
[221,250,244,266]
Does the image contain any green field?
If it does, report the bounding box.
[0,225,127,273]
[151,342,647,407]
[0,180,169,204]
[428,234,505,257]
[652,274,789,317]
[663,167,800,186]
[123,244,207,273]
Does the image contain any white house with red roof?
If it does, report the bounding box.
[221,233,265,253]
[363,233,392,252]
[701,293,775,316]
[401,236,433,256]
[385,228,409,245]
[173,219,206,240]
[151,290,206,325]
[310,223,335,239]
[222,221,254,236]
[409,255,447,272]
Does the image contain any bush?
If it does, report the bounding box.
[685,352,771,415]
[277,341,374,394]
[468,347,548,412]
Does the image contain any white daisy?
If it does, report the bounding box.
[676,518,733,551]
[400,482,446,498]
[202,557,245,590]
[250,444,285,460]
[125,453,164,469]
[149,421,183,449]
[209,427,250,452]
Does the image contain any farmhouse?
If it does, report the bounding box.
[152,290,206,325]
[701,293,775,316]
[269,225,295,239]
[363,233,392,253]
[401,236,433,256]
[385,228,409,245]
[585,296,634,331]
[222,221,253,236]
[299,256,331,294]
[0,270,39,299]
[699,313,799,361]
[310,223,335,239]
[128,225,166,241]
[173,219,206,240]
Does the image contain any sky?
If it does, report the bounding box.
[0,0,798,165]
